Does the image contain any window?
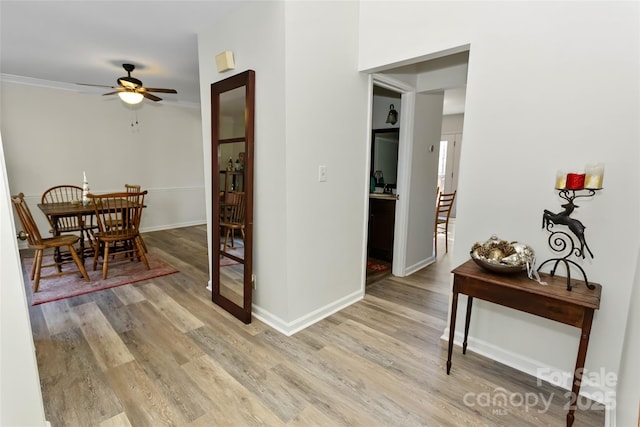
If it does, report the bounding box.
[437,140,448,192]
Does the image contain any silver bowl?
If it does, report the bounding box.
[470,251,527,274]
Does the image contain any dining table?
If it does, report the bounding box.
[38,198,146,263]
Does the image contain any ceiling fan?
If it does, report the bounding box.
[78,63,177,104]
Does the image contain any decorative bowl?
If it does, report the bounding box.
[470,251,526,274]
[469,235,534,275]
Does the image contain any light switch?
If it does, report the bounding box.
[318,165,327,182]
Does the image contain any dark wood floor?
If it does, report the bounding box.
[23,225,604,426]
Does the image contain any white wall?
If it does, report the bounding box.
[372,93,401,129]
[442,114,464,134]
[405,92,442,269]
[616,249,640,426]
[284,1,368,323]
[198,0,289,320]
[360,0,639,417]
[199,1,368,332]
[0,81,206,235]
[0,132,47,426]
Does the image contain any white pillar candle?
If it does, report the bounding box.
[555,170,566,189]
[585,163,604,189]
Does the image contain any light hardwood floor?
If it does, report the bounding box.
[23,225,604,426]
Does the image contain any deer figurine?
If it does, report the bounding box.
[542,202,593,259]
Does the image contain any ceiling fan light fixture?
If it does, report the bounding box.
[118,91,144,105]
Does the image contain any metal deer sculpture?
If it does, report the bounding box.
[539,189,597,291]
[542,202,593,259]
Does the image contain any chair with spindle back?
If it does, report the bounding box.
[88,191,150,279]
[220,191,246,250]
[124,184,147,252]
[42,185,100,260]
[41,185,99,237]
[11,193,89,292]
[125,184,141,193]
[434,190,456,255]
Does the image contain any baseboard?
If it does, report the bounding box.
[402,256,435,276]
[441,329,616,426]
[141,220,206,233]
[253,290,364,336]
[204,282,363,337]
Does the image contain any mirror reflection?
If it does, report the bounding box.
[218,141,245,307]
[211,70,254,324]
[371,129,399,190]
[220,87,246,139]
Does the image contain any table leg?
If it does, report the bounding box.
[47,217,61,267]
[446,290,459,375]
[463,296,473,354]
[566,308,594,427]
[76,214,87,264]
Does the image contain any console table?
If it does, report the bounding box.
[446,259,601,427]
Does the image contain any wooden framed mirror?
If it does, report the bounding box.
[371,128,399,188]
[211,70,255,323]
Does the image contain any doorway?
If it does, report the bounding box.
[366,84,402,285]
[364,48,468,286]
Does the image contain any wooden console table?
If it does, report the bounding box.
[446,259,601,427]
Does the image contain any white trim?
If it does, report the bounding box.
[253,290,364,337]
[140,220,206,233]
[361,77,375,293]
[441,330,616,427]
[360,44,471,74]
[12,185,205,200]
[404,256,436,277]
[13,187,206,249]
[371,74,416,278]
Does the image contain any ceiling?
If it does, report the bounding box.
[0,1,249,107]
[375,85,466,116]
[0,1,465,113]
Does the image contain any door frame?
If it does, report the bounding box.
[369,74,415,277]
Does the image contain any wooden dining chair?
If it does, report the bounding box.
[220,191,246,250]
[88,191,149,279]
[434,190,456,255]
[11,193,90,292]
[125,183,141,193]
[41,185,99,239]
[124,184,147,252]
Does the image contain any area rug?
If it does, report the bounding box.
[367,259,391,273]
[220,246,243,267]
[23,253,178,305]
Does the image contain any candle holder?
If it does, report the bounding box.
[538,188,600,291]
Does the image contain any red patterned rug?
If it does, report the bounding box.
[367,259,391,273]
[22,253,178,305]
[220,246,243,267]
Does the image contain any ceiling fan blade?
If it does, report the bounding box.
[142,92,162,102]
[143,88,177,94]
[77,83,117,89]
[102,91,122,96]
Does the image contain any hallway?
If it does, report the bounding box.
[25,225,603,426]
